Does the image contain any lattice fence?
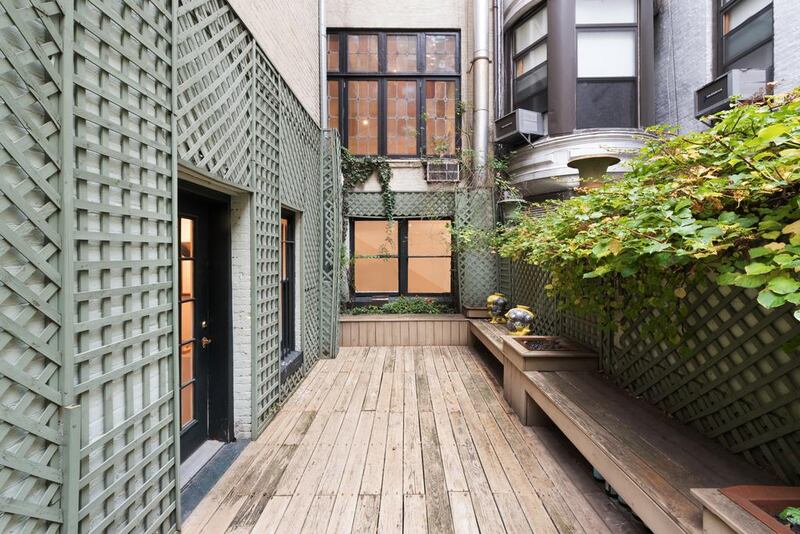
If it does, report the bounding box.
[71,0,177,530]
[251,49,281,436]
[509,259,800,484]
[0,0,64,531]
[320,130,342,359]
[344,190,455,219]
[455,187,497,308]
[175,0,253,188]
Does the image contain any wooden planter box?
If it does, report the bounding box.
[501,335,598,372]
[721,486,800,532]
[462,306,490,319]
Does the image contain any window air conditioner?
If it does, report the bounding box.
[695,68,767,119]
[494,108,545,145]
[425,160,460,183]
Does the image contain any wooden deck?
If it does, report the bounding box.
[184,346,646,533]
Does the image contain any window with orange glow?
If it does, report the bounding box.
[352,219,451,297]
[178,217,196,428]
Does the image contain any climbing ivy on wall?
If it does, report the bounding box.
[341,147,395,219]
[486,90,800,325]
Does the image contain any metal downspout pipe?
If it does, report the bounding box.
[319,0,327,128]
[473,0,491,185]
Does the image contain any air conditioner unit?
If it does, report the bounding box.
[494,108,545,144]
[695,68,767,119]
[425,160,460,182]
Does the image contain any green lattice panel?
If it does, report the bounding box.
[345,191,455,218]
[608,282,800,484]
[509,263,560,337]
[455,188,497,308]
[72,0,177,530]
[176,0,253,188]
[320,130,341,359]
[252,49,281,436]
[279,81,323,398]
[0,0,63,531]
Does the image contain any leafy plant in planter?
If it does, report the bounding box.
[470,90,800,326]
[349,297,452,315]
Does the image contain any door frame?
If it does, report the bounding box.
[178,181,234,458]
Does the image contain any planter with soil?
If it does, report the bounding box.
[462,305,490,319]
[501,335,598,372]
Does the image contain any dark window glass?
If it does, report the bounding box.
[576,81,637,129]
[722,7,772,66]
[719,0,773,73]
[511,7,547,113]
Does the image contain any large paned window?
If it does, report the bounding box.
[511,5,548,113]
[351,219,452,298]
[717,0,773,74]
[575,0,638,129]
[327,31,460,157]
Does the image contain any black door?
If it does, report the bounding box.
[179,187,233,460]
[280,210,303,380]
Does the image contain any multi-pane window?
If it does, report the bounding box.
[351,219,452,298]
[327,30,460,157]
[718,0,773,74]
[512,5,548,113]
[576,0,638,128]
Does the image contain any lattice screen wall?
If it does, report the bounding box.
[455,188,498,308]
[1,0,339,529]
[320,131,342,359]
[0,0,64,531]
[509,261,800,484]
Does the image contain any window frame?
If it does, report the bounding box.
[328,29,461,158]
[349,218,455,302]
[715,0,773,76]
[575,1,639,129]
[510,4,548,113]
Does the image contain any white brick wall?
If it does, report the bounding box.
[654,0,800,133]
[230,192,252,438]
[231,0,321,125]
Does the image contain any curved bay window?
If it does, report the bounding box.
[351,219,453,301]
[717,0,773,75]
[576,0,638,128]
[512,5,548,113]
[327,30,460,157]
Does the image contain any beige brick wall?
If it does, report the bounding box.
[231,0,321,125]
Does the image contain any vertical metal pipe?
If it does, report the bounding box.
[319,0,327,127]
[473,0,491,184]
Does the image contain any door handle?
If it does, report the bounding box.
[201,337,212,348]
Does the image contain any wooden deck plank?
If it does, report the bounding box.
[188,345,651,534]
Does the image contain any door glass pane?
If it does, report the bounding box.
[327,80,339,131]
[408,258,451,293]
[425,80,457,156]
[723,0,771,33]
[180,260,193,298]
[327,34,340,71]
[387,35,418,73]
[576,0,636,24]
[281,218,288,278]
[354,258,399,292]
[354,220,398,256]
[408,220,451,256]
[425,35,457,73]
[577,31,636,77]
[387,81,418,155]
[514,8,547,53]
[347,34,379,72]
[180,343,193,384]
[180,301,194,342]
[347,80,379,155]
[180,384,194,427]
[180,217,193,258]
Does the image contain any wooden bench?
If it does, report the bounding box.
[467,319,506,363]
[523,371,778,534]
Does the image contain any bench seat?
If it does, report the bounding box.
[524,371,777,534]
[468,319,506,363]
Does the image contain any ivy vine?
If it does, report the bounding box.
[460,90,800,330]
[341,148,395,220]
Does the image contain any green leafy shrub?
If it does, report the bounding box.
[490,90,800,324]
[349,297,452,315]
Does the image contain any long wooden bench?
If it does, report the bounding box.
[523,371,778,534]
